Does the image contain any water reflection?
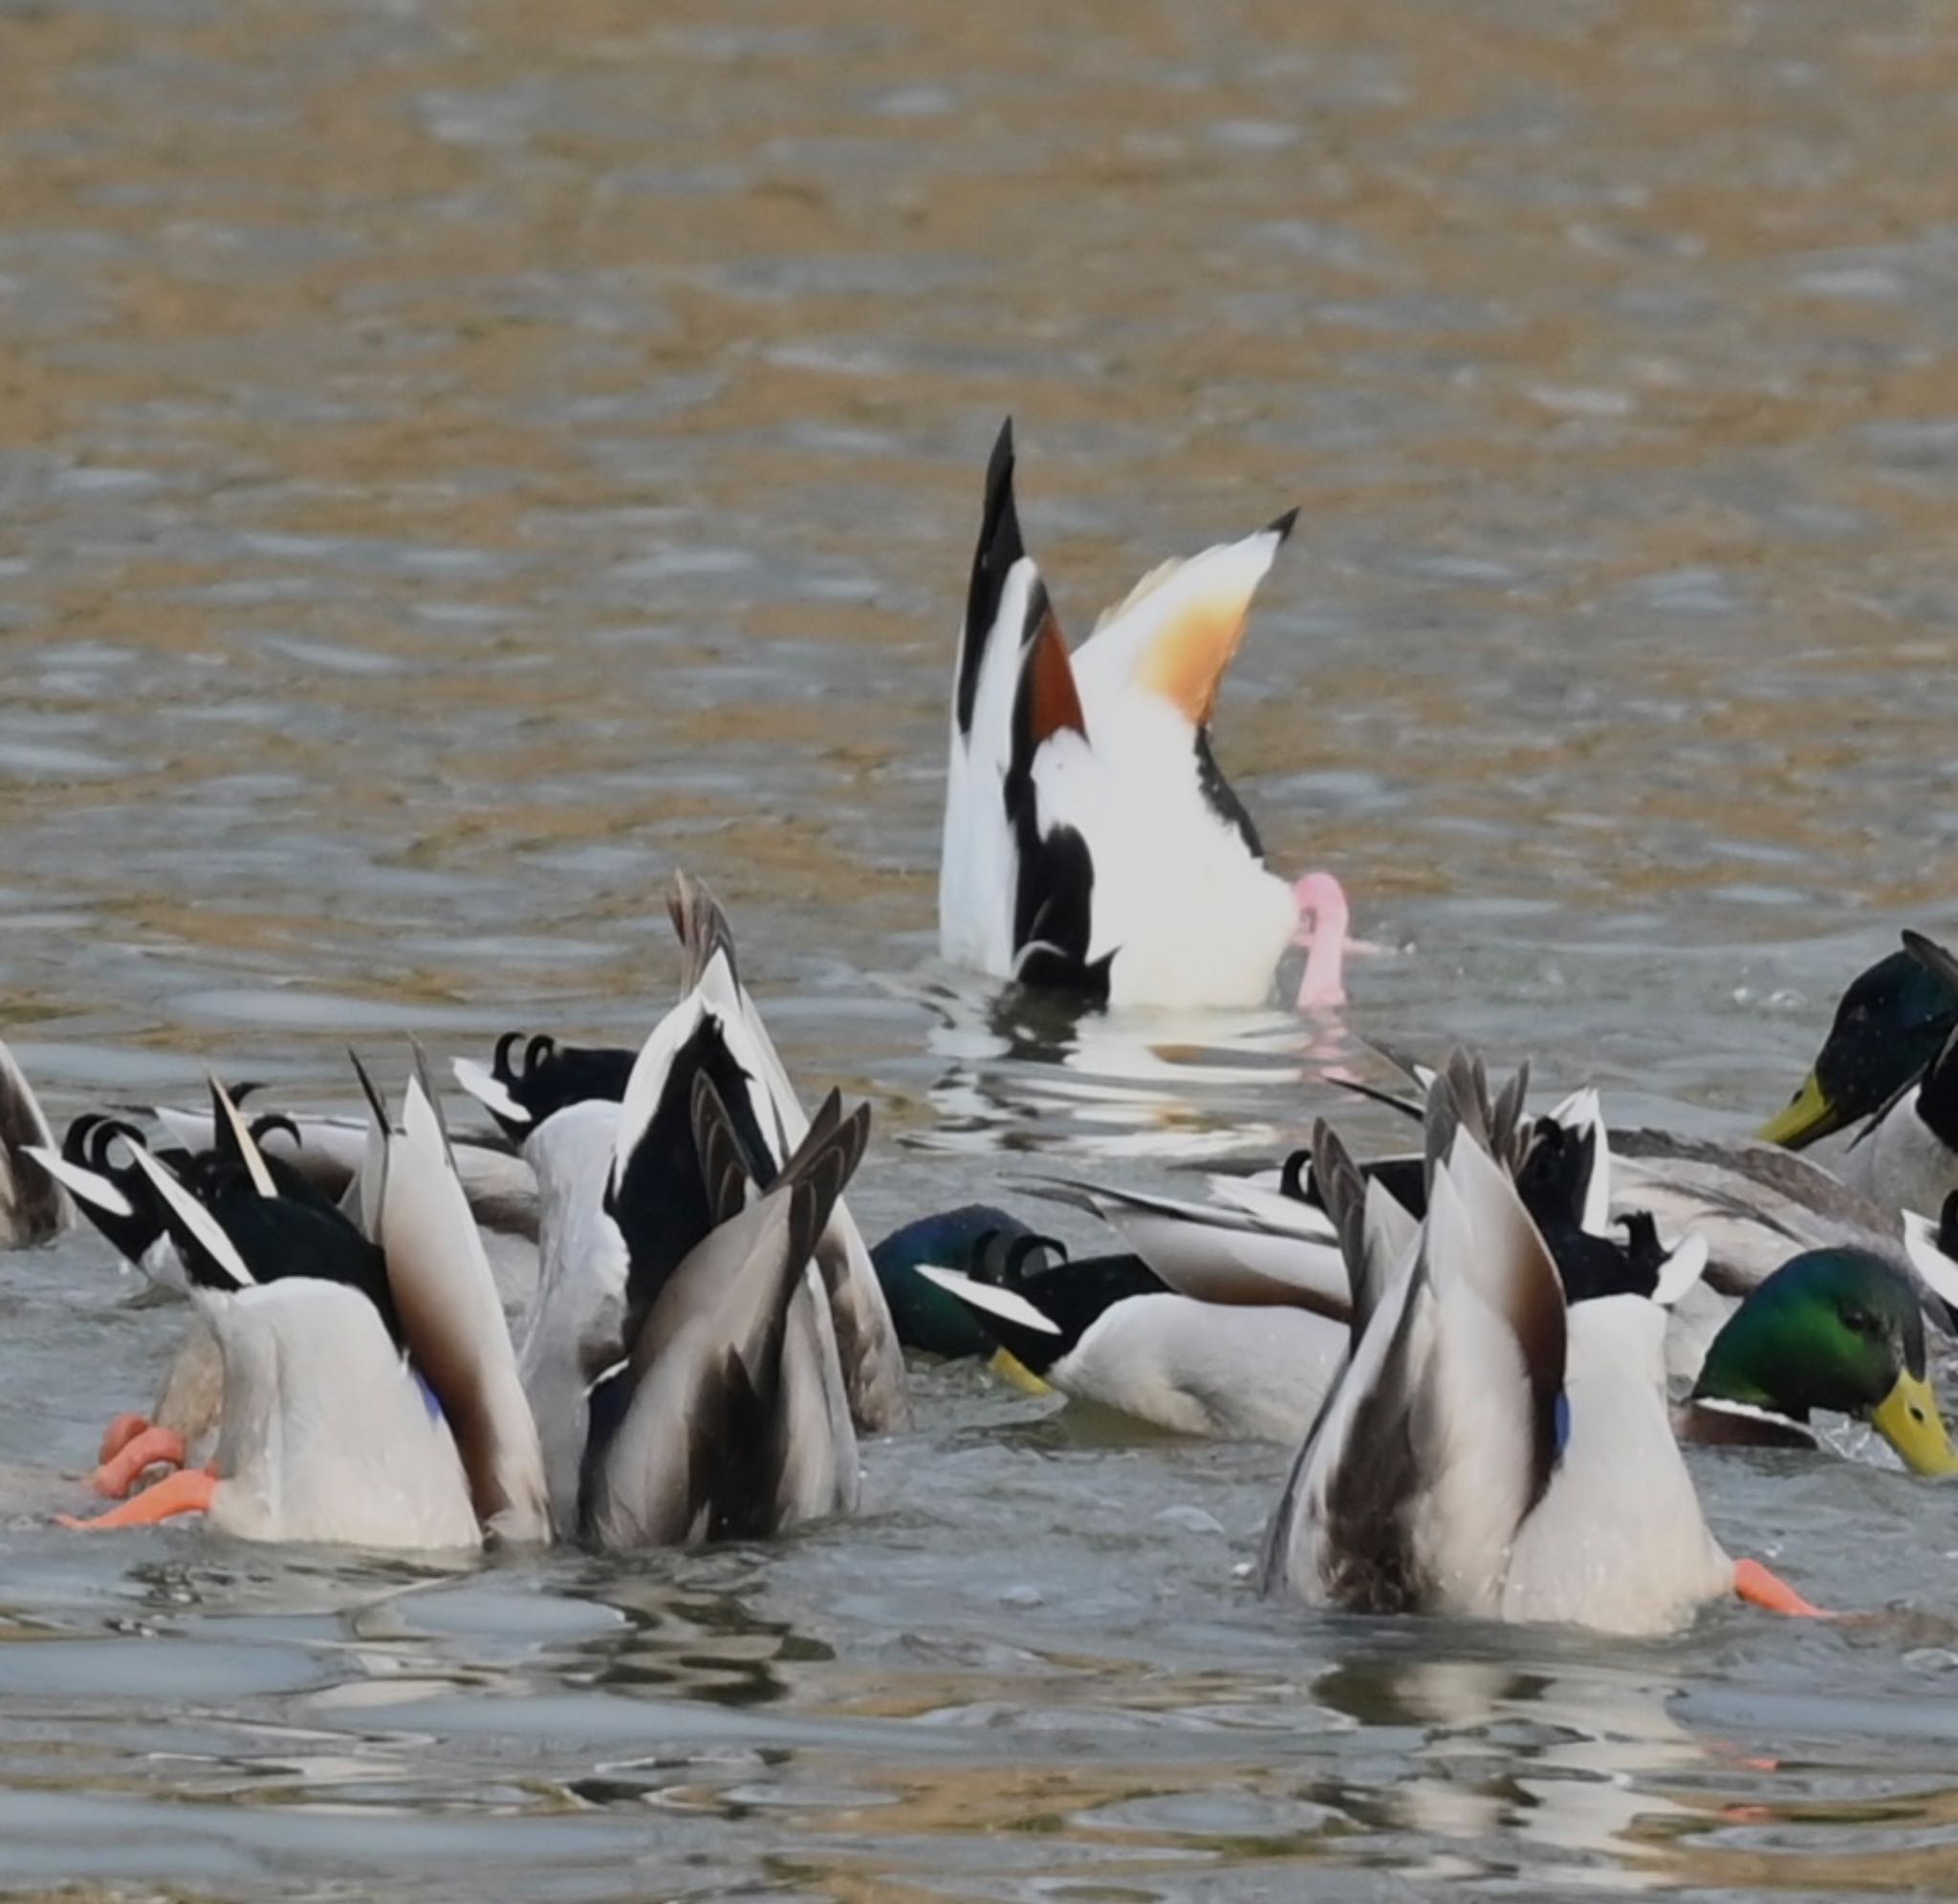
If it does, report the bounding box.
[1316,1643,1708,1890]
[2,0,1958,1893]
[911,973,1367,1160]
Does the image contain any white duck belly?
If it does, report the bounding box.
[1501,1298,1730,1636]
[1033,708,1296,1010]
[1052,1294,1344,1441]
[206,1282,479,1550]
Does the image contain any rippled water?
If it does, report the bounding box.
[6,0,1958,1894]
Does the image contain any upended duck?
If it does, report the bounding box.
[939,419,1350,1011]
[453,871,908,1449]
[452,879,884,1538]
[1261,1061,1821,1635]
[51,1064,546,1547]
[0,1038,72,1248]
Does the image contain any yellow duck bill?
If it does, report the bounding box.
[1870,1369,1958,1476]
[1757,1070,1845,1149]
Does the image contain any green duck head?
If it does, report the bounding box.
[1693,1246,1958,1475]
[869,1203,1036,1360]
[1759,936,1958,1148]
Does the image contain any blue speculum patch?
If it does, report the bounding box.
[1555,1391,1572,1457]
[414,1369,445,1422]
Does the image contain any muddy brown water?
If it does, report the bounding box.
[4,0,1958,1896]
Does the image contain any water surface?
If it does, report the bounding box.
[4,0,1958,1895]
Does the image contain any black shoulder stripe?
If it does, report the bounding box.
[1192,727,1263,859]
[956,418,1025,739]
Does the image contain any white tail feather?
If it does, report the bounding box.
[129,1145,254,1287]
[451,1057,527,1126]
[915,1265,1061,1336]
[22,1145,135,1220]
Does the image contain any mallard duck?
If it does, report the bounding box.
[1261,1058,1820,1635]
[1680,1245,1957,1471]
[142,1098,537,1240]
[938,419,1350,1010]
[918,1230,1349,1441]
[1759,930,1958,1151]
[60,1066,546,1547]
[868,1203,1034,1360]
[0,1039,72,1248]
[454,873,908,1439]
[580,1073,869,1549]
[33,1093,380,1491]
[1821,935,1958,1222]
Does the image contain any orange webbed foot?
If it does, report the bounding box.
[98,1413,153,1465]
[59,1466,217,1530]
[91,1426,188,1499]
[1734,1556,1832,1619]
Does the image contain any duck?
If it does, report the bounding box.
[579,1069,869,1548]
[453,871,909,1441]
[1758,930,1958,1153]
[938,419,1350,1011]
[1823,933,1958,1215]
[140,1095,538,1243]
[868,1203,1036,1361]
[1260,1057,1822,1635]
[58,1064,547,1548]
[1680,1245,1958,1472]
[0,1039,72,1248]
[33,1093,375,1492]
[917,1229,1349,1442]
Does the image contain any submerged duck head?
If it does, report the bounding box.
[1693,1246,1958,1475]
[870,1203,1038,1360]
[1760,936,1958,1148]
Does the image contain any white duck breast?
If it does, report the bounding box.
[0,1040,72,1247]
[1501,1296,1730,1636]
[1048,1292,1347,1442]
[1835,1040,1958,1222]
[518,1097,629,1527]
[205,1279,480,1549]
